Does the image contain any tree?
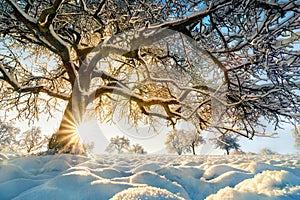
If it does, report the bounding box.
[214,134,241,155]
[105,136,130,154]
[291,125,300,152]
[165,129,204,155]
[18,126,47,153]
[185,130,205,155]
[0,0,299,153]
[130,144,147,154]
[0,120,20,151]
[165,129,188,155]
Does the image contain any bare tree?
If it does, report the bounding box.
[18,126,48,153]
[130,143,147,154]
[165,129,205,155]
[0,0,299,153]
[0,120,20,151]
[165,129,191,155]
[105,136,130,154]
[214,134,241,155]
[185,130,206,155]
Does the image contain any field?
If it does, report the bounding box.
[0,153,300,199]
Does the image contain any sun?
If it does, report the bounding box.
[75,121,98,147]
[75,122,90,141]
[49,109,85,153]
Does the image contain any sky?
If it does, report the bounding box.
[4,110,297,155]
[88,119,298,155]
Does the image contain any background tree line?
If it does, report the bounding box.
[0,120,47,153]
[1,118,288,155]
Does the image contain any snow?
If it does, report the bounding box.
[110,186,185,200]
[0,153,299,199]
[0,153,9,160]
[206,170,300,200]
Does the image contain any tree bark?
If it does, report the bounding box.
[191,143,196,155]
[47,88,91,154]
[177,149,182,155]
[48,99,81,154]
[48,68,95,154]
[226,149,230,155]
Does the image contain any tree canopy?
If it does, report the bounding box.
[19,126,48,153]
[0,120,20,151]
[214,134,241,155]
[165,129,205,155]
[105,136,130,154]
[0,0,299,153]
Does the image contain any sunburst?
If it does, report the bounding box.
[54,109,83,153]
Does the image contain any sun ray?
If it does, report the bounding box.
[48,107,86,154]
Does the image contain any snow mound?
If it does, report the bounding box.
[130,171,190,199]
[42,159,72,172]
[176,166,204,179]
[132,162,162,173]
[206,170,300,200]
[180,161,203,167]
[110,186,185,200]
[246,161,281,173]
[10,156,44,174]
[13,170,137,200]
[207,171,253,188]
[91,167,131,179]
[0,178,43,200]
[0,164,29,183]
[0,153,9,160]
[203,164,247,180]
[235,170,300,196]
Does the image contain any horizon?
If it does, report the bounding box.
[3,113,297,155]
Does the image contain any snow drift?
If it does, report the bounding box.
[0,153,299,199]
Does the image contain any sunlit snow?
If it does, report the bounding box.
[0,153,299,199]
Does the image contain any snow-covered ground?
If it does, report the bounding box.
[0,153,299,200]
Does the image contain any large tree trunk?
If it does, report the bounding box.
[47,66,96,154]
[48,99,81,154]
[48,83,93,154]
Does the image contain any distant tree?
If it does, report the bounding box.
[214,134,241,155]
[0,120,20,151]
[165,129,205,155]
[18,126,47,153]
[291,125,300,152]
[105,136,130,154]
[259,148,279,155]
[165,129,188,155]
[185,130,206,155]
[130,144,147,154]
